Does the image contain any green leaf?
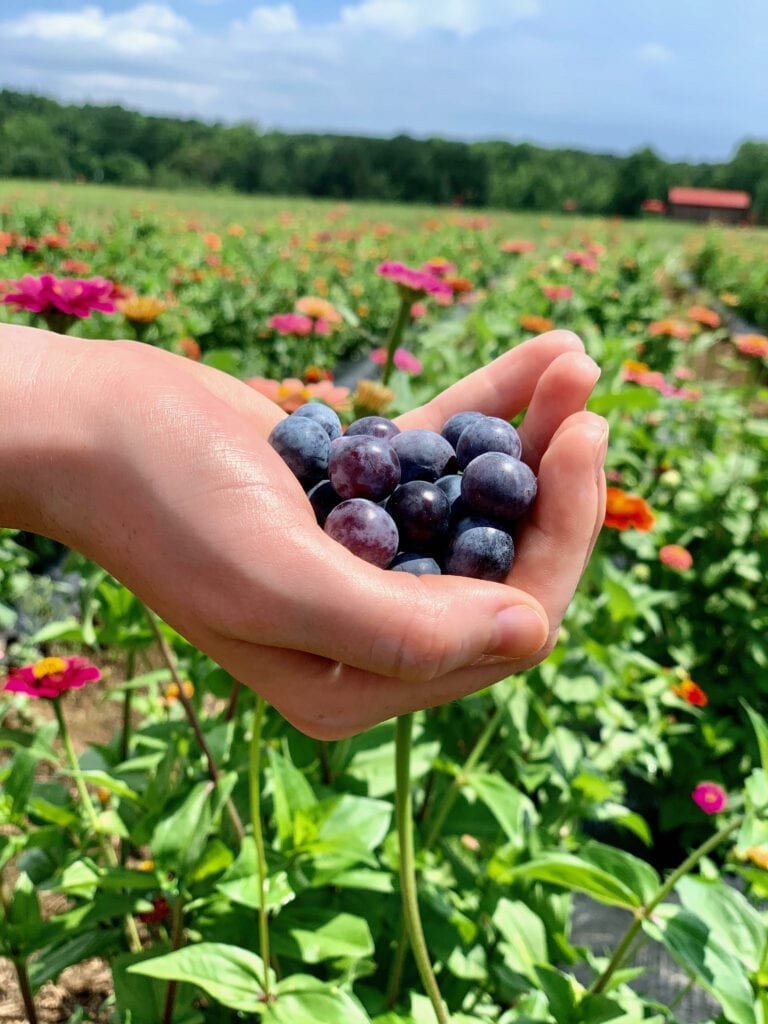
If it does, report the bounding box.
[509,853,642,909]
[151,780,213,876]
[464,771,538,847]
[29,927,122,990]
[128,941,269,1012]
[268,747,316,846]
[580,842,660,905]
[493,898,548,981]
[269,909,374,964]
[114,948,203,1024]
[675,876,767,973]
[644,905,757,1024]
[263,974,372,1024]
[4,748,36,818]
[217,837,295,912]
[742,701,768,775]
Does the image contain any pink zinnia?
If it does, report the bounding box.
[268,313,315,336]
[4,656,101,700]
[692,782,727,815]
[659,544,694,571]
[1,273,118,318]
[542,285,575,302]
[369,347,423,374]
[376,261,453,300]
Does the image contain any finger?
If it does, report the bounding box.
[508,410,608,639]
[396,330,584,432]
[517,351,601,472]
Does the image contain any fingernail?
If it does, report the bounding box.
[593,424,609,475]
[489,605,548,658]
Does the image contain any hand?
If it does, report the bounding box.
[0,325,606,738]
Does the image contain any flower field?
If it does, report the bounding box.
[1,179,768,1024]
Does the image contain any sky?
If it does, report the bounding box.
[0,0,766,162]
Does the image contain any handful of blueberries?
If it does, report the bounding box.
[268,404,537,581]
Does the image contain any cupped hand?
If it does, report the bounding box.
[3,325,606,738]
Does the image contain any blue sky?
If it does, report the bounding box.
[0,0,765,161]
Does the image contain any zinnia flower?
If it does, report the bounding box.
[648,319,691,341]
[376,261,453,300]
[604,487,655,531]
[519,314,555,334]
[3,656,101,699]
[369,347,422,374]
[295,295,342,326]
[687,305,720,329]
[117,295,167,324]
[1,273,118,319]
[269,313,315,336]
[422,257,457,277]
[734,333,768,359]
[351,379,395,417]
[692,782,727,815]
[542,285,575,302]
[659,544,693,571]
[671,678,707,706]
[247,376,350,413]
[499,239,535,254]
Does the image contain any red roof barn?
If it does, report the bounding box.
[667,187,751,224]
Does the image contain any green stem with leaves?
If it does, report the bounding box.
[52,698,142,954]
[394,713,450,1024]
[161,896,185,1024]
[588,813,745,995]
[381,295,412,387]
[12,957,38,1024]
[249,696,272,1001]
[144,607,245,843]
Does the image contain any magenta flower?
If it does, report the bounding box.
[692,782,727,815]
[370,347,423,374]
[4,656,101,700]
[376,261,453,300]
[2,273,118,318]
[268,312,315,336]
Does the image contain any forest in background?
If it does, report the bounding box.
[2,89,768,220]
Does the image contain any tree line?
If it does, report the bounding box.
[2,89,767,220]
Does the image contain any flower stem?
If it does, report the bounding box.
[161,896,185,1024]
[388,703,505,1007]
[12,957,39,1024]
[119,648,136,763]
[52,698,142,953]
[381,296,412,387]
[144,607,245,843]
[588,813,745,995]
[249,696,272,1000]
[394,713,450,1024]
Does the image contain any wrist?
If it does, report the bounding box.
[0,325,122,543]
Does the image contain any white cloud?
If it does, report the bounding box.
[637,42,674,62]
[3,3,191,56]
[236,3,300,34]
[339,0,539,38]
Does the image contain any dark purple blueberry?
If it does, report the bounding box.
[385,481,451,554]
[435,474,467,520]
[345,415,401,440]
[390,553,442,576]
[455,416,522,469]
[461,452,537,524]
[324,499,399,568]
[328,435,401,501]
[391,429,458,483]
[268,416,331,489]
[441,410,485,449]
[306,479,343,526]
[444,518,515,582]
[291,402,343,441]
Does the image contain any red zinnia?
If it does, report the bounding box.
[672,678,708,707]
[659,544,693,571]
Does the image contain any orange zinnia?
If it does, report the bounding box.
[295,295,342,325]
[659,544,693,571]
[734,333,768,358]
[604,487,655,531]
[519,314,554,334]
[687,305,720,328]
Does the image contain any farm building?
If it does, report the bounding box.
[667,186,751,224]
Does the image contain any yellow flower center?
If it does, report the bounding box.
[33,657,66,679]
